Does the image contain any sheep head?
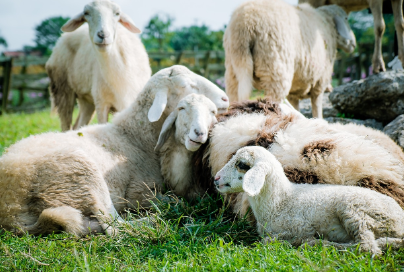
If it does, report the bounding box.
[61,1,140,52]
[147,65,229,123]
[319,5,356,53]
[155,93,218,152]
[215,146,281,196]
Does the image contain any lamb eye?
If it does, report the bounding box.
[236,161,250,171]
[84,11,89,16]
[178,107,185,111]
[116,12,120,16]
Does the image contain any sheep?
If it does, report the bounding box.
[0,65,229,236]
[299,0,404,73]
[192,99,404,222]
[156,93,219,199]
[46,0,151,131]
[215,146,404,255]
[223,0,356,118]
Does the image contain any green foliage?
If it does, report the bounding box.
[0,35,7,48]
[32,16,70,55]
[170,25,224,51]
[336,112,355,119]
[141,13,224,52]
[141,14,174,51]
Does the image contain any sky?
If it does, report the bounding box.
[0,0,297,51]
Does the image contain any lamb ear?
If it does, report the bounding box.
[333,15,353,42]
[119,13,141,33]
[242,164,267,196]
[154,110,177,151]
[62,13,85,32]
[148,90,168,122]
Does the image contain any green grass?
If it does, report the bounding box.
[1,110,404,271]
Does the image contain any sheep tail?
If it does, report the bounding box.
[229,28,254,101]
[25,206,85,236]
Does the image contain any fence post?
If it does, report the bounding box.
[175,51,183,64]
[18,58,27,106]
[203,51,211,78]
[1,58,13,115]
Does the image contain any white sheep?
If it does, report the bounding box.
[46,0,151,131]
[215,146,404,255]
[0,65,229,236]
[299,0,404,73]
[223,0,356,118]
[156,93,218,198]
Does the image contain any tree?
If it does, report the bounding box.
[170,25,224,51]
[33,16,70,55]
[141,14,174,51]
[0,35,7,48]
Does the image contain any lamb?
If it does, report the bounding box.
[299,0,404,73]
[223,0,356,118]
[193,99,404,221]
[215,146,404,255]
[0,65,229,236]
[46,0,151,131]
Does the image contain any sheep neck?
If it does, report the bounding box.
[159,136,195,197]
[247,170,293,231]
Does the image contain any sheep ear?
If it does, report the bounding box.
[62,13,85,32]
[243,164,266,196]
[333,15,353,41]
[154,111,177,151]
[148,90,168,122]
[119,13,141,33]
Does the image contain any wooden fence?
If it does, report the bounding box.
[0,44,395,114]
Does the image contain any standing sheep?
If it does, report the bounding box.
[0,66,229,236]
[224,0,356,118]
[215,146,404,255]
[299,0,404,73]
[46,0,151,131]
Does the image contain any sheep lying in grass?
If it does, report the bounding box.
[223,0,356,118]
[193,99,404,223]
[46,0,151,131]
[0,65,229,236]
[215,146,404,255]
[156,93,218,199]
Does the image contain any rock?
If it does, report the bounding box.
[329,70,404,123]
[325,117,384,130]
[383,114,404,149]
[299,93,338,118]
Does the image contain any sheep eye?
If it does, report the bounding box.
[211,111,216,114]
[236,161,250,171]
[178,107,185,111]
[84,11,89,16]
[116,12,120,16]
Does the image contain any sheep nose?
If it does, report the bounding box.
[194,129,204,137]
[222,97,228,102]
[97,30,110,39]
[214,176,220,186]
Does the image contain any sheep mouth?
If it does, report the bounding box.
[216,183,231,190]
[189,139,203,145]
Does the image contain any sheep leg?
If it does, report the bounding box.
[90,196,124,236]
[286,95,300,111]
[73,99,95,130]
[392,0,404,66]
[225,55,239,102]
[369,0,386,73]
[95,104,110,124]
[310,91,323,118]
[375,237,404,250]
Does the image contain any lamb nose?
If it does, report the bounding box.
[222,97,228,102]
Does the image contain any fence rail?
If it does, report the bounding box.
[0,44,395,114]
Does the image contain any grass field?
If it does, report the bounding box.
[1,110,404,271]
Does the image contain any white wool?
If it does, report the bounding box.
[224,0,356,118]
[216,146,404,255]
